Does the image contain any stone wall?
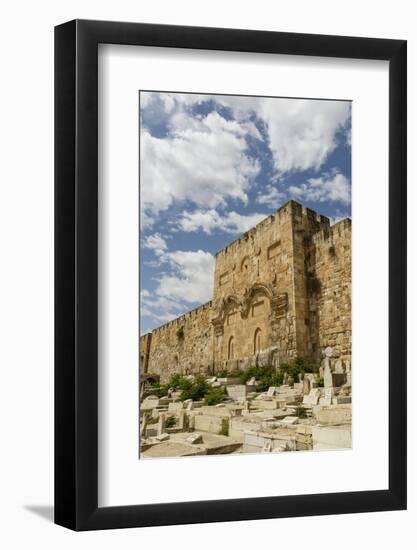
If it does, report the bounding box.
[141,301,213,383]
[307,218,352,361]
[211,201,330,367]
[140,200,351,381]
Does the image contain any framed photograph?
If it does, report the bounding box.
[55,20,406,530]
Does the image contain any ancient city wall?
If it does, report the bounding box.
[212,202,297,364]
[307,218,352,361]
[139,201,352,382]
[211,201,330,366]
[141,301,213,383]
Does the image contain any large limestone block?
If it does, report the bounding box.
[303,388,321,405]
[226,385,247,400]
[168,401,184,413]
[312,424,351,450]
[314,404,352,425]
[194,414,227,434]
[332,396,352,405]
[254,400,278,410]
[280,416,299,425]
[141,396,160,410]
[200,406,231,417]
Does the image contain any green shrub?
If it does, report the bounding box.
[315,375,324,388]
[164,415,176,428]
[216,369,229,378]
[147,382,167,398]
[220,417,229,436]
[204,386,226,406]
[179,375,209,401]
[239,365,283,391]
[281,358,320,383]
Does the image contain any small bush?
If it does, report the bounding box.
[315,375,324,388]
[220,417,229,436]
[179,375,209,401]
[204,386,226,406]
[239,366,283,391]
[176,326,184,339]
[281,358,321,383]
[216,369,229,378]
[164,415,177,428]
[147,382,168,398]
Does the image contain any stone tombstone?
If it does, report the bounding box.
[178,410,186,430]
[322,356,331,371]
[226,385,247,401]
[155,433,169,442]
[188,414,195,431]
[267,386,276,397]
[324,346,334,358]
[168,401,183,413]
[303,388,321,405]
[186,433,203,444]
[141,395,160,411]
[247,377,256,386]
[323,363,333,388]
[262,439,273,453]
[303,377,311,395]
[140,413,149,437]
[281,416,299,425]
[320,387,334,406]
[157,412,166,436]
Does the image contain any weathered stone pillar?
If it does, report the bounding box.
[178,410,186,430]
[157,412,166,436]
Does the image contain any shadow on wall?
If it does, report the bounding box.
[24,505,54,523]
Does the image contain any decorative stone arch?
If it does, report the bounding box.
[241,283,288,320]
[241,282,274,318]
[211,294,242,336]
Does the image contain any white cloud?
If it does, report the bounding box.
[140,93,351,230]
[140,248,215,327]
[178,209,267,235]
[140,111,260,225]
[142,233,167,256]
[288,171,351,205]
[156,250,215,304]
[258,99,350,175]
[256,185,286,208]
[208,96,351,175]
[143,92,350,177]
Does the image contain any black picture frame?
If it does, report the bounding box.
[55,19,407,531]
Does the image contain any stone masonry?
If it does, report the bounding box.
[140,200,351,383]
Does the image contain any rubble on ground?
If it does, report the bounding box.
[139,352,352,458]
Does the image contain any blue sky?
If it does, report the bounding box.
[139,91,351,334]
